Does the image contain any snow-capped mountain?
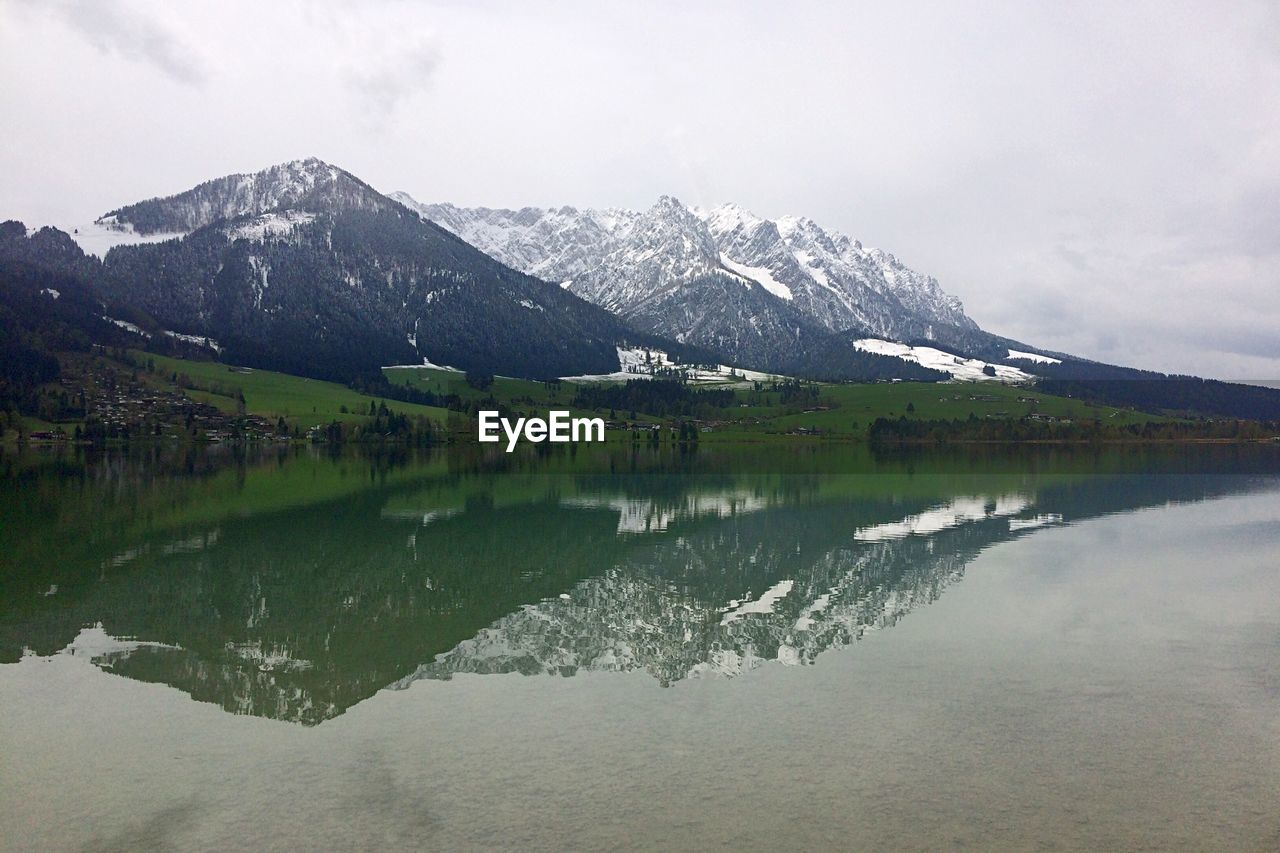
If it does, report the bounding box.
[6,158,1006,384]
[401,194,820,367]
[699,202,975,335]
[6,158,1156,385]
[394,192,981,368]
[9,159,718,382]
[98,157,397,235]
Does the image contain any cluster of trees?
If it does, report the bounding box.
[572,379,735,418]
[0,340,59,416]
[1037,378,1280,422]
[464,370,494,391]
[0,248,106,418]
[867,414,1279,444]
[79,418,138,443]
[295,416,436,446]
[673,419,702,444]
[0,408,32,439]
[625,417,702,448]
[348,372,465,412]
[346,410,438,446]
[772,379,823,405]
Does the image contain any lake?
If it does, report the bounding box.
[2,444,1279,851]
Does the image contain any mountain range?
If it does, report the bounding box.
[94,157,1013,380]
[397,194,975,338]
[5,159,709,383]
[4,157,1025,384]
[393,193,1003,371]
[4,156,1280,419]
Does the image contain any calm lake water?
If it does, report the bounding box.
[2,444,1279,851]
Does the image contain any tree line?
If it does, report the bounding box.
[867,414,1279,444]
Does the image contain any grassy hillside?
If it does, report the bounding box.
[383,365,575,406]
[146,353,451,426]
[1,350,1206,448]
[382,365,618,421]
[379,364,1187,443]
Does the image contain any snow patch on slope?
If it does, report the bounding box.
[162,330,222,352]
[719,252,794,300]
[103,316,151,338]
[70,221,186,258]
[853,338,1032,383]
[224,211,316,242]
[1007,349,1062,365]
[384,359,463,372]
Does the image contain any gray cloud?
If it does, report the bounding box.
[18,0,207,86]
[345,35,440,119]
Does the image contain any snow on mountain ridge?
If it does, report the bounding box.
[394,192,979,354]
[99,158,396,236]
[704,203,976,336]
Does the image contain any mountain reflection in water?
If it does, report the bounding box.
[2,445,1276,725]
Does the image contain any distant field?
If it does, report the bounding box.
[0,352,1206,448]
[736,381,1169,436]
[382,366,611,420]
[145,353,451,426]
[383,365,1170,439]
[382,366,572,405]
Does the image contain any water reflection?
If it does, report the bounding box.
[2,445,1277,724]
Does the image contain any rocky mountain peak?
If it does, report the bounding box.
[391,190,982,367]
[96,158,395,236]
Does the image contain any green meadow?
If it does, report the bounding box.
[0,354,1174,449]
[380,365,1170,438]
[382,366,576,406]
[143,353,452,426]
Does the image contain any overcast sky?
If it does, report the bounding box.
[2,0,1277,379]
